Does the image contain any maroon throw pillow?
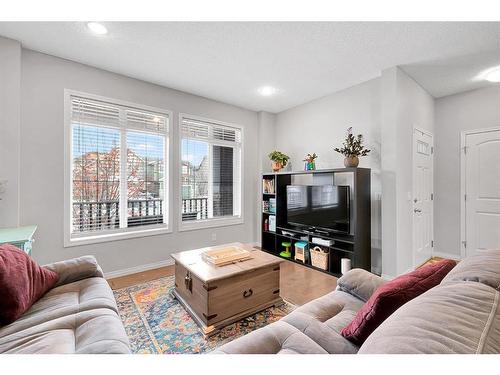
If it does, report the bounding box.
[341,259,456,346]
[0,244,59,325]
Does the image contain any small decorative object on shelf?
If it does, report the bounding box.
[280,241,292,259]
[303,153,318,171]
[262,178,275,194]
[294,241,309,263]
[334,127,371,168]
[268,150,290,172]
[268,198,276,213]
[263,219,269,232]
[268,215,276,232]
[341,258,352,275]
[310,246,329,270]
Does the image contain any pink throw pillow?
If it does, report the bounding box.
[0,244,59,325]
[341,259,456,346]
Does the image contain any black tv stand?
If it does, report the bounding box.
[261,168,371,277]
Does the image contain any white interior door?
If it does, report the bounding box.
[464,129,500,257]
[413,129,434,267]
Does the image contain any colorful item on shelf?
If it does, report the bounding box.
[263,219,269,232]
[280,241,292,258]
[268,198,276,213]
[294,241,309,263]
[303,153,318,171]
[263,201,270,213]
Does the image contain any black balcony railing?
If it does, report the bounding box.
[72,197,209,232]
[181,197,208,221]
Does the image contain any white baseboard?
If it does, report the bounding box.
[105,258,175,279]
[432,251,462,261]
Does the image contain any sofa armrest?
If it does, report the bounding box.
[44,255,104,287]
[336,269,386,302]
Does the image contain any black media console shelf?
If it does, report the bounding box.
[261,168,371,277]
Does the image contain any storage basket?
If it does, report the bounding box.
[310,246,329,270]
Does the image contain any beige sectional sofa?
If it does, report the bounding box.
[0,256,130,354]
[215,249,500,354]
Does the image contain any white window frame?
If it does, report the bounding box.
[178,113,244,232]
[64,90,172,247]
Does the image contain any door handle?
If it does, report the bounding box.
[414,208,422,213]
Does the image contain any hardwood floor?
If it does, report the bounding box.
[107,255,338,306]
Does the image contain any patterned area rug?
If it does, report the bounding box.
[113,276,295,354]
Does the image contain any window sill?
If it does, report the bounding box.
[64,225,171,248]
[178,217,244,232]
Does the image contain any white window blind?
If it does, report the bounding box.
[180,116,242,224]
[70,95,169,238]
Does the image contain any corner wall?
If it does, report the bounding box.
[380,67,434,277]
[434,85,500,258]
[275,78,383,274]
[0,37,21,227]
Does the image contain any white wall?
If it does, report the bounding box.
[0,37,21,227]
[434,85,500,258]
[274,78,382,274]
[380,67,434,277]
[19,50,259,274]
[256,111,277,243]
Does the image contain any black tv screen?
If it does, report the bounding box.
[286,185,350,233]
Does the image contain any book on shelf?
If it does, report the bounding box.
[268,198,276,213]
[262,178,275,194]
[268,215,276,232]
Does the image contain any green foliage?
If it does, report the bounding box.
[268,150,290,166]
[303,153,318,162]
[334,127,371,157]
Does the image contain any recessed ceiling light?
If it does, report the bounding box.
[258,86,278,97]
[86,22,108,35]
[478,66,500,83]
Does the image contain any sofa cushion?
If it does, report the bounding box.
[441,249,500,289]
[0,244,59,325]
[280,290,363,353]
[0,277,119,338]
[44,255,104,287]
[358,282,500,354]
[0,308,130,354]
[213,321,328,354]
[341,259,456,346]
[337,268,387,302]
[283,312,358,353]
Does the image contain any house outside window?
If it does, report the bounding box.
[179,114,243,230]
[64,91,171,246]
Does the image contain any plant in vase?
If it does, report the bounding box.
[333,127,371,167]
[303,153,318,171]
[268,150,290,172]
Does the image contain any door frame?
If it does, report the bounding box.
[412,127,434,268]
[460,126,500,259]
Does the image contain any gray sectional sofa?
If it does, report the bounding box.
[0,256,130,354]
[215,249,500,354]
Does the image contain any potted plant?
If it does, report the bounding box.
[334,127,371,167]
[268,151,290,172]
[303,153,318,171]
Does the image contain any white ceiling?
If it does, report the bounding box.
[1,22,500,113]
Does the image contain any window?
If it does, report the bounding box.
[66,92,170,245]
[180,115,242,229]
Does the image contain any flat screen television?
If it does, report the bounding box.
[286,185,350,234]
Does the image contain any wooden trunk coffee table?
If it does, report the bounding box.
[171,243,283,336]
